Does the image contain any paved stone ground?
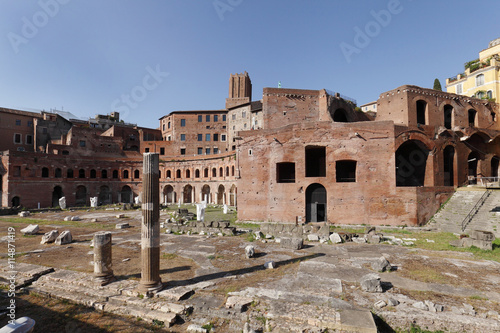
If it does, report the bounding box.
[1,209,500,332]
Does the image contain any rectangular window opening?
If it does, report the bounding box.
[336,160,357,182]
[277,162,295,183]
[305,146,326,177]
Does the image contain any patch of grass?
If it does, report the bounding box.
[202,322,214,330]
[246,233,256,242]
[234,221,260,230]
[161,253,177,260]
[469,295,488,301]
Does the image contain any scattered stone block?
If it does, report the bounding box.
[413,301,429,311]
[374,300,387,309]
[165,229,172,234]
[307,234,319,241]
[329,232,342,243]
[59,196,66,209]
[18,211,31,217]
[225,296,253,312]
[280,237,303,250]
[116,223,129,229]
[91,218,98,223]
[20,224,39,235]
[487,310,499,319]
[41,230,59,244]
[367,234,381,244]
[245,245,255,258]
[116,214,125,218]
[470,230,495,241]
[264,261,275,269]
[186,324,207,333]
[90,197,98,208]
[352,237,367,243]
[70,216,80,221]
[434,304,444,312]
[360,273,382,293]
[462,303,476,316]
[425,300,436,313]
[55,230,72,245]
[371,256,391,272]
[387,298,399,306]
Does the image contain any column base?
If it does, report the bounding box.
[93,274,116,286]
[137,280,163,294]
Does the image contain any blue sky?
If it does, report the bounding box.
[0,0,499,128]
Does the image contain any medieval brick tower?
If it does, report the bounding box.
[225,72,252,109]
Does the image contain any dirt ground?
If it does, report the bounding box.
[1,208,500,332]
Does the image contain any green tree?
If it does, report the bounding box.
[433,78,442,91]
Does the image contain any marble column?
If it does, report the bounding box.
[93,231,114,286]
[138,153,163,293]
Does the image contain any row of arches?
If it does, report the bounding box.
[395,139,500,187]
[165,165,235,180]
[50,185,135,207]
[162,184,237,206]
[416,99,494,129]
[35,165,238,181]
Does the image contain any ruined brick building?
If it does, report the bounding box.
[1,72,499,226]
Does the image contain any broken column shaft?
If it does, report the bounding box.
[93,231,114,285]
[139,152,163,293]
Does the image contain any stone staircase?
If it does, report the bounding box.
[429,187,500,237]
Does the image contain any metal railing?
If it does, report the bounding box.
[461,187,492,232]
[468,176,500,187]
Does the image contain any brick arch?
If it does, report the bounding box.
[395,131,436,152]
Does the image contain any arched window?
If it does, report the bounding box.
[90,169,97,178]
[41,167,49,178]
[225,166,229,176]
[186,169,191,178]
[176,169,181,178]
[212,168,217,177]
[443,146,455,186]
[231,166,235,176]
[395,140,429,187]
[67,169,74,178]
[487,90,493,99]
[195,169,200,178]
[112,170,118,179]
[102,170,108,179]
[204,168,209,177]
[134,170,140,178]
[54,168,62,178]
[219,167,223,177]
[79,169,86,178]
[332,108,348,122]
[166,170,171,178]
[123,170,129,179]
[476,74,484,86]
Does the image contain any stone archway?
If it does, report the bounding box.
[75,185,87,206]
[163,185,175,204]
[120,185,132,203]
[183,185,193,204]
[305,183,327,223]
[52,186,64,207]
[201,185,210,203]
[217,184,225,205]
[98,185,112,205]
